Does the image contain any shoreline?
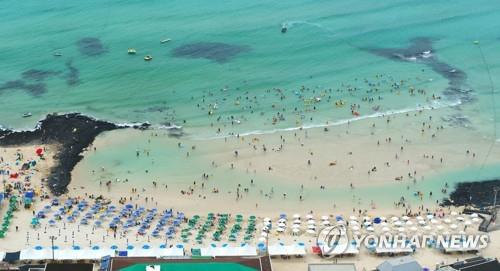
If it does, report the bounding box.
[0,113,151,195]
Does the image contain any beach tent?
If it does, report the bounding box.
[375,247,414,255]
[377,256,422,271]
[80,248,114,260]
[0,251,5,262]
[319,243,359,256]
[200,246,257,257]
[268,244,306,256]
[20,248,51,260]
[156,247,184,257]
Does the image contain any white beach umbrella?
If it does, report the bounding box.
[321,215,329,220]
[382,227,390,232]
[322,220,330,226]
[307,224,315,230]
[464,220,472,225]
[410,226,418,232]
[292,224,300,229]
[278,218,287,223]
[337,220,345,225]
[292,228,300,234]
[450,224,458,230]
[394,221,402,227]
[350,220,358,225]
[470,213,479,218]
[351,225,360,231]
[349,215,357,220]
[306,214,314,219]
[436,225,444,231]
[278,222,286,228]
[258,237,266,243]
[366,226,375,232]
[353,231,361,236]
[427,214,434,220]
[418,220,426,225]
[397,227,405,233]
[405,221,413,226]
[260,232,268,237]
[293,214,301,219]
[472,217,480,223]
[423,225,432,231]
[307,229,316,235]
[402,216,409,221]
[262,226,269,232]
[391,216,399,222]
[430,219,439,224]
[451,211,458,216]
[416,216,424,221]
[456,216,464,221]
[307,220,316,225]
[276,227,285,233]
[293,219,301,224]
[444,218,451,224]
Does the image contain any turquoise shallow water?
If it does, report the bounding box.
[2,0,500,207]
[1,0,499,136]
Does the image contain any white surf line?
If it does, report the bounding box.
[189,99,462,141]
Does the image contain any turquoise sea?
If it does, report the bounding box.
[2,0,500,206]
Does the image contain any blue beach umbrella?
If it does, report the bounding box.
[110,245,118,250]
[127,245,134,250]
[72,245,81,250]
[92,245,100,250]
[142,244,151,249]
[34,245,43,250]
[373,217,382,224]
[176,244,184,249]
[159,244,167,249]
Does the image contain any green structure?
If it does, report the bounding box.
[119,262,258,271]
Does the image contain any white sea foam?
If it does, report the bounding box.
[193,99,462,140]
[284,20,335,35]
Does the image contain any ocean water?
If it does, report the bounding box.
[2,0,500,207]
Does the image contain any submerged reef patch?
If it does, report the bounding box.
[172,42,250,63]
[76,37,108,56]
[364,37,470,103]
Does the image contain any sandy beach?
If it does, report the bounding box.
[1,105,499,270]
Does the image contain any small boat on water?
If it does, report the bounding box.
[281,23,288,33]
[53,51,63,57]
[160,38,171,44]
[144,55,153,61]
[128,48,137,54]
[22,112,32,118]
